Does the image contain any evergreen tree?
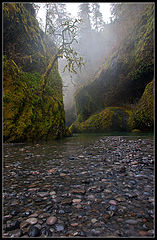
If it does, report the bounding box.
[78,3,91,31]
[77,3,93,68]
[110,3,146,38]
[44,3,71,39]
[44,3,53,35]
[92,3,104,32]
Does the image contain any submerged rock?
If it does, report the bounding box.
[55,224,64,232]
[5,220,20,231]
[26,218,38,225]
[28,226,41,237]
[46,216,57,225]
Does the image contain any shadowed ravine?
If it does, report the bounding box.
[3,133,154,237]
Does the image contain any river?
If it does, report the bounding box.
[3,132,154,237]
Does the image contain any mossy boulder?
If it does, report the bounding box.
[131,129,141,133]
[128,79,154,131]
[69,107,132,133]
[3,3,66,142]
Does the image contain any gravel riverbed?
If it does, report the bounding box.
[3,135,155,238]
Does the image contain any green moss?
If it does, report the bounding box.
[3,58,66,142]
[3,3,66,143]
[70,107,132,133]
[131,129,141,133]
[128,79,154,131]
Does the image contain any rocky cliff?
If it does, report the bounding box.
[71,4,154,133]
[3,3,66,142]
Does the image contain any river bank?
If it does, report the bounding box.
[3,134,154,237]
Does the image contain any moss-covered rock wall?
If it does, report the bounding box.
[3,3,66,142]
[70,79,154,134]
[73,4,154,132]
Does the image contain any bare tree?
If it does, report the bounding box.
[41,19,85,91]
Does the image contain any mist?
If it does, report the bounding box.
[34,2,152,127]
[57,3,117,126]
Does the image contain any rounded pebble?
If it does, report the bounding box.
[46,216,57,225]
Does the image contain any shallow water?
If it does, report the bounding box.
[3,132,154,171]
[3,133,154,237]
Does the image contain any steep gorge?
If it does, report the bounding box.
[70,4,154,133]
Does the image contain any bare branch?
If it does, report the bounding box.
[41,18,85,91]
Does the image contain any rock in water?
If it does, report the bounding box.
[28,226,41,237]
[5,220,20,231]
[26,218,38,225]
[109,200,117,205]
[9,229,22,238]
[46,216,57,225]
[37,192,49,197]
[55,224,64,232]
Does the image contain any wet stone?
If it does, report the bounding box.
[74,204,82,209]
[28,226,41,237]
[20,221,29,230]
[87,194,95,200]
[26,218,38,225]
[91,218,97,224]
[71,189,86,194]
[72,199,82,203]
[61,198,72,205]
[41,228,53,237]
[71,223,79,227]
[109,205,117,211]
[5,220,20,231]
[91,229,101,236]
[29,212,39,218]
[24,210,33,216]
[8,229,22,238]
[38,213,50,219]
[58,210,65,214]
[43,205,53,212]
[37,192,49,197]
[10,210,19,216]
[60,173,67,177]
[109,200,117,205]
[125,219,138,225]
[50,191,56,195]
[3,215,12,223]
[46,216,57,225]
[55,224,64,232]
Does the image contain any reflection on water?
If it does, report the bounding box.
[3,132,154,168]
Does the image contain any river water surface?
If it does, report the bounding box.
[3,133,155,237]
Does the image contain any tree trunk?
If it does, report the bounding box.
[41,54,58,91]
